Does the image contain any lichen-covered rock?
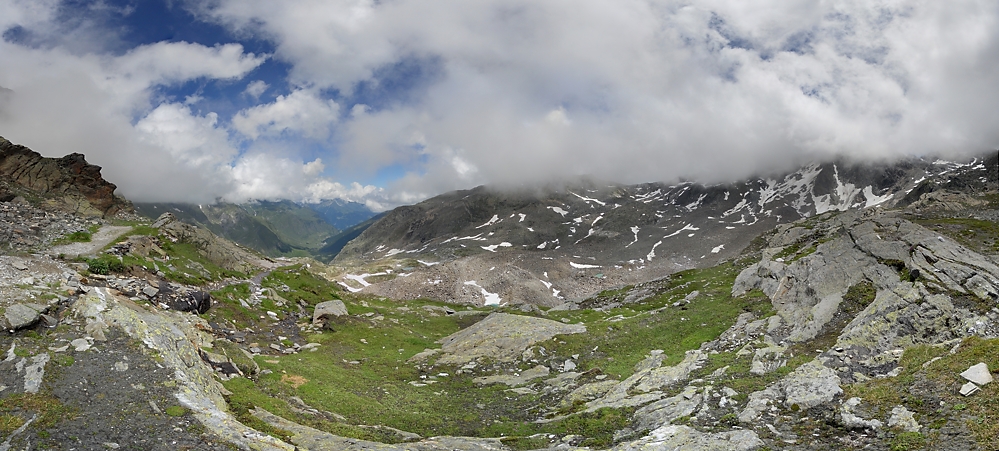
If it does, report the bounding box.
[633,350,707,393]
[738,359,843,422]
[836,283,971,367]
[733,215,999,348]
[783,360,843,410]
[72,289,294,451]
[749,346,786,375]
[888,406,921,432]
[612,424,763,451]
[559,379,620,408]
[633,386,703,432]
[3,302,47,330]
[252,408,509,451]
[839,397,883,430]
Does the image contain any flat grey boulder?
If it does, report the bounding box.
[425,312,585,366]
[783,361,843,410]
[633,386,703,432]
[3,303,48,330]
[252,408,509,451]
[612,424,763,451]
[313,300,348,325]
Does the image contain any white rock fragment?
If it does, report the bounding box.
[888,406,921,432]
[959,382,980,396]
[960,362,993,386]
[840,397,883,430]
[71,338,92,352]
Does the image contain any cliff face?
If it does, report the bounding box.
[0,136,130,217]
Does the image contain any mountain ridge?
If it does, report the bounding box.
[330,153,996,306]
[2,134,998,451]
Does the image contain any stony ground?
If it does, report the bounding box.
[47,226,132,258]
[3,186,999,451]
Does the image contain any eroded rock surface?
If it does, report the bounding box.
[0,136,130,217]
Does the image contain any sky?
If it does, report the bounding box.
[0,1,997,211]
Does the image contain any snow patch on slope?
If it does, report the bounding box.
[476,215,501,229]
[464,281,502,306]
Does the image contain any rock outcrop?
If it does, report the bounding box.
[0,136,130,217]
[154,212,272,273]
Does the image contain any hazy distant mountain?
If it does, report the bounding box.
[135,199,377,259]
[304,198,377,230]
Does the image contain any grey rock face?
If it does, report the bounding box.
[252,408,509,451]
[612,424,763,451]
[735,213,999,381]
[633,386,703,432]
[782,360,843,410]
[312,300,348,325]
[749,346,787,375]
[474,365,550,387]
[738,360,843,422]
[633,350,707,393]
[3,302,47,330]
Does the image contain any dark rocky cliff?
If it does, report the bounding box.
[0,135,130,217]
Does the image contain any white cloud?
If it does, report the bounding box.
[194,0,999,200]
[232,89,340,139]
[244,80,269,98]
[3,1,999,212]
[0,0,59,31]
[135,103,237,169]
[0,23,265,203]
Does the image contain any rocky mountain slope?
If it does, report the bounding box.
[305,198,378,231]
[0,135,131,217]
[2,137,998,451]
[332,154,996,307]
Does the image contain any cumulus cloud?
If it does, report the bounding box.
[195,0,999,196]
[0,36,265,200]
[3,1,999,211]
[243,80,269,98]
[232,89,340,139]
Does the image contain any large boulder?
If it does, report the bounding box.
[155,284,211,314]
[3,302,48,330]
[312,300,348,326]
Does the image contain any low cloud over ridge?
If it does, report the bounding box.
[1,1,997,210]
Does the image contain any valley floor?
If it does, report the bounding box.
[3,192,999,451]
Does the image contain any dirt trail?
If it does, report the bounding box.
[48,225,132,257]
